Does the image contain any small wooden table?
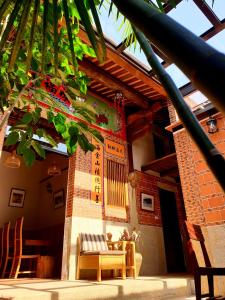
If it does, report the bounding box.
[107,240,137,278]
[24,239,54,278]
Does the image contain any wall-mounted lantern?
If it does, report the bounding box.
[47,161,61,176]
[4,150,21,168]
[206,116,218,134]
[128,171,138,188]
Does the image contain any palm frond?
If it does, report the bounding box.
[0,0,22,53]
[108,1,113,16]
[0,0,11,23]
[74,0,102,63]
[156,0,164,12]
[99,0,105,9]
[62,0,78,73]
[26,0,40,72]
[53,0,59,76]
[88,0,106,61]
[8,0,32,72]
[41,0,49,74]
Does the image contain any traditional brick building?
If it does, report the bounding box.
[167,105,225,293]
[0,28,224,296]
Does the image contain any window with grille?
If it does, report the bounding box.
[106,159,127,207]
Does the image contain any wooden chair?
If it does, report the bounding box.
[0,222,12,278]
[76,233,126,282]
[182,221,225,300]
[10,217,40,279]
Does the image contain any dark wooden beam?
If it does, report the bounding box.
[161,166,179,177]
[128,124,151,143]
[79,58,150,109]
[141,152,177,172]
[127,102,162,125]
[193,0,220,27]
[201,18,225,41]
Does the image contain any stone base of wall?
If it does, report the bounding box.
[137,225,166,275]
[206,224,225,295]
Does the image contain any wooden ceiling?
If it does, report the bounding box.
[78,29,168,110]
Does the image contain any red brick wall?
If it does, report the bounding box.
[66,132,130,223]
[167,99,177,124]
[173,113,225,226]
[135,171,186,228]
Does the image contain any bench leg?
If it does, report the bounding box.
[76,259,80,280]
[122,265,126,280]
[97,268,101,282]
[113,269,117,278]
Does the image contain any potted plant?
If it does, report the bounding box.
[119,228,142,277]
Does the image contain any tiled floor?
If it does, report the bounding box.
[0,275,194,300]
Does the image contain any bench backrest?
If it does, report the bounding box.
[80,233,108,252]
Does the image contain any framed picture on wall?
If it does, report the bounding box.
[141,193,154,211]
[53,189,64,209]
[9,188,26,208]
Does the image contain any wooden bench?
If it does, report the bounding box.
[76,233,126,282]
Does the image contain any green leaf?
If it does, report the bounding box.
[68,124,79,136]
[53,113,66,125]
[61,129,70,140]
[17,140,27,155]
[32,107,42,124]
[23,147,35,166]
[47,111,54,123]
[77,121,88,130]
[31,140,45,158]
[78,134,90,153]
[90,128,104,143]
[5,131,19,146]
[66,134,78,155]
[36,128,44,138]
[43,131,57,147]
[21,112,33,124]
[55,123,66,134]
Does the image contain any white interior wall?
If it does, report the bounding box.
[0,151,42,229]
[0,151,67,230]
[36,153,68,229]
[132,131,155,171]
